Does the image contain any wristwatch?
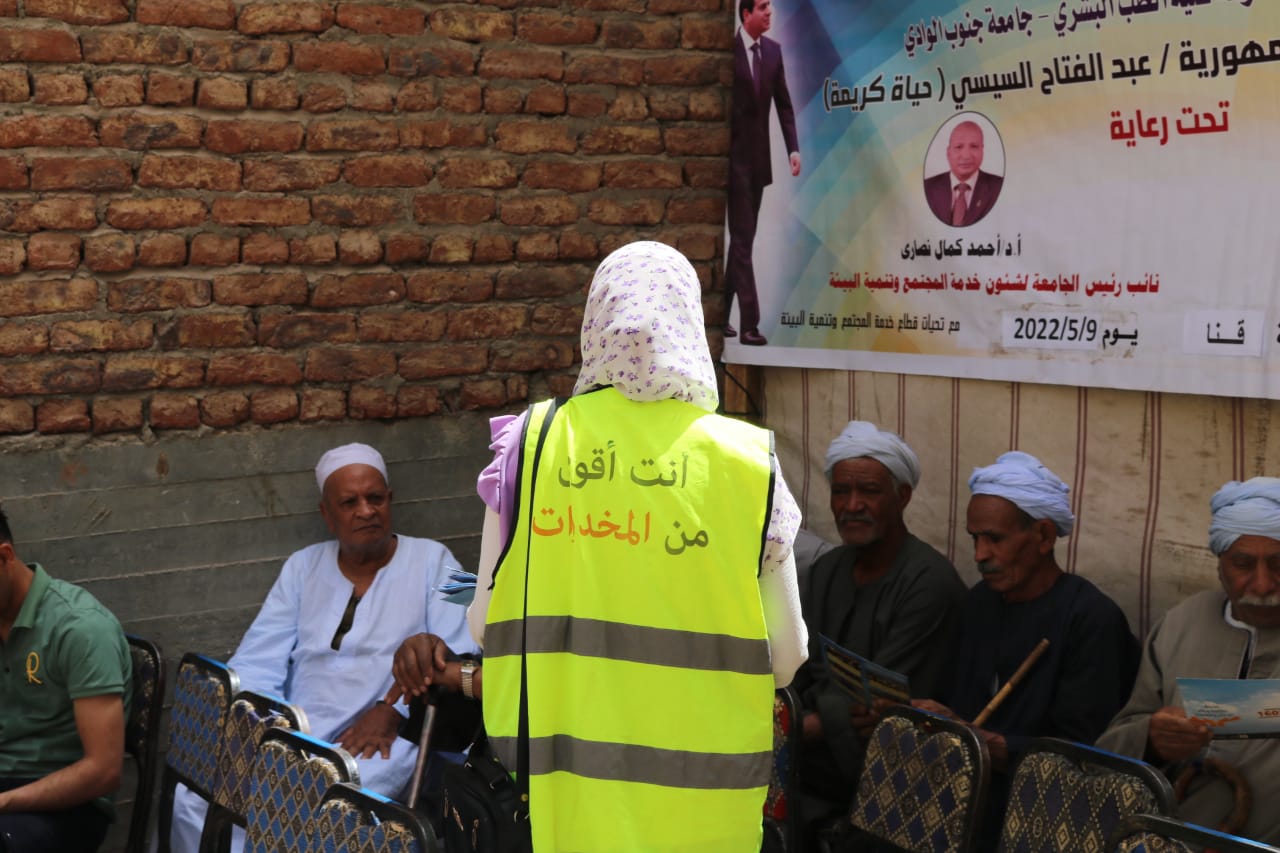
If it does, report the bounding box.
[460,660,478,699]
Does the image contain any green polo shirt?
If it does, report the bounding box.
[0,563,131,814]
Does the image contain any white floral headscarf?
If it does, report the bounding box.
[572,241,718,412]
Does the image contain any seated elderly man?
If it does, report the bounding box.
[168,443,476,852]
[1097,477,1280,845]
[791,421,966,824]
[916,451,1138,845]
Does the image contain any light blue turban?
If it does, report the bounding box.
[823,421,920,489]
[1208,477,1280,555]
[968,451,1075,536]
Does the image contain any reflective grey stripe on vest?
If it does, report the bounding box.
[485,615,771,676]
[488,734,771,790]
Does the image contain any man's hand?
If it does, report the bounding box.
[1148,705,1211,762]
[801,710,823,743]
[336,703,402,760]
[389,632,451,703]
[850,701,880,739]
[789,152,802,177]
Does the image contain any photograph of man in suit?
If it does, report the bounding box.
[725,0,801,347]
[924,119,1004,227]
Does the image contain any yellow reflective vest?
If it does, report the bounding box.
[484,388,776,852]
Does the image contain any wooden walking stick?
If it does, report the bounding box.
[972,638,1050,727]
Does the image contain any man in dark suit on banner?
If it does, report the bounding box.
[925,120,1003,227]
[726,0,801,347]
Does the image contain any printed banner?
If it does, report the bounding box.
[724,0,1280,399]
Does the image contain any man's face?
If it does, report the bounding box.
[320,464,394,557]
[742,0,772,39]
[829,457,910,548]
[946,123,985,182]
[1218,534,1280,629]
[966,494,1052,602]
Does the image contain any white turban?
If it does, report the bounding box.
[1208,477,1280,555]
[315,443,388,493]
[823,421,920,488]
[968,451,1074,536]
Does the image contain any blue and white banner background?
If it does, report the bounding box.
[725,0,1280,400]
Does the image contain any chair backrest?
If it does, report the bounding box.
[244,727,359,853]
[763,687,801,853]
[1108,814,1280,853]
[158,653,238,853]
[313,782,439,853]
[997,737,1176,853]
[851,705,991,853]
[124,634,165,853]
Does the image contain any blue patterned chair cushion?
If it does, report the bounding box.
[312,791,431,853]
[167,663,230,791]
[213,699,293,813]
[999,752,1164,853]
[852,714,981,853]
[1113,834,1194,853]
[245,740,345,853]
[765,691,795,820]
[126,643,159,758]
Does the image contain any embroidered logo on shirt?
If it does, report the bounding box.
[25,651,41,684]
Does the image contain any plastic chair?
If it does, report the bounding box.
[1108,813,1280,853]
[997,737,1175,853]
[244,727,358,853]
[124,634,165,853]
[763,687,801,853]
[312,781,440,853]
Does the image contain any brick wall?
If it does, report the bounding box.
[0,0,733,440]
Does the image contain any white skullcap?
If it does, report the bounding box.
[823,420,920,488]
[1208,477,1280,555]
[969,451,1074,536]
[315,443,388,493]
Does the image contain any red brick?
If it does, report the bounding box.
[37,399,90,432]
[490,339,575,372]
[250,77,297,110]
[687,89,724,121]
[0,321,44,355]
[684,160,727,189]
[213,273,308,306]
[0,115,94,147]
[397,119,448,149]
[350,80,395,112]
[243,159,339,192]
[645,55,722,86]
[337,231,381,265]
[193,39,290,73]
[0,28,81,62]
[567,89,608,117]
[51,319,151,352]
[438,81,480,113]
[28,0,128,24]
[525,83,565,115]
[102,355,205,391]
[499,196,578,227]
[429,9,513,41]
[84,233,134,272]
[137,233,187,267]
[348,385,395,419]
[0,155,23,190]
[238,2,334,34]
[33,72,87,104]
[0,277,95,316]
[428,234,472,264]
[384,233,430,264]
[99,112,203,148]
[603,19,678,49]
[250,388,298,424]
[494,121,575,154]
[306,120,398,152]
[146,72,195,106]
[304,348,396,382]
[580,125,663,155]
[106,198,206,230]
[413,194,494,225]
[300,82,346,113]
[311,195,399,227]
[82,31,188,65]
[159,313,253,349]
[516,232,557,262]
[3,360,100,396]
[138,154,240,191]
[241,232,288,265]
[357,311,447,343]
[30,157,128,191]
[395,80,437,111]
[666,196,723,225]
[437,157,516,189]
[649,0,719,11]
[108,277,210,312]
[546,374,576,397]
[207,353,302,385]
[150,392,200,429]
[200,392,249,427]
[212,197,309,226]
[483,86,523,114]
[0,399,33,432]
[0,67,28,102]
[682,16,732,50]
[600,160,681,189]
[197,76,248,110]
[648,91,688,121]
[495,266,582,298]
[446,305,527,340]
[472,235,512,264]
[91,397,143,433]
[259,312,356,347]
[387,44,475,78]
[93,74,142,106]
[343,154,430,187]
[5,197,96,232]
[300,388,345,421]
[336,4,424,34]
[311,272,403,308]
[517,11,597,44]
[399,344,488,379]
[204,119,304,153]
[289,234,337,265]
[460,378,506,410]
[137,0,235,28]
[663,126,729,156]
[26,232,80,270]
[294,41,384,75]
[406,270,494,304]
[189,234,239,266]
[531,302,584,335]
[676,231,719,261]
[480,46,562,82]
[565,55,643,86]
[523,161,601,192]
[396,385,440,417]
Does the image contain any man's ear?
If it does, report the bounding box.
[0,541,12,565]
[897,483,913,511]
[1034,518,1057,554]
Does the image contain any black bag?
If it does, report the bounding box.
[440,746,531,853]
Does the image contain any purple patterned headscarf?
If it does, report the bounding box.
[572,241,718,412]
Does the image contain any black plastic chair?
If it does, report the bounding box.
[1108,813,1280,853]
[124,634,165,853]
